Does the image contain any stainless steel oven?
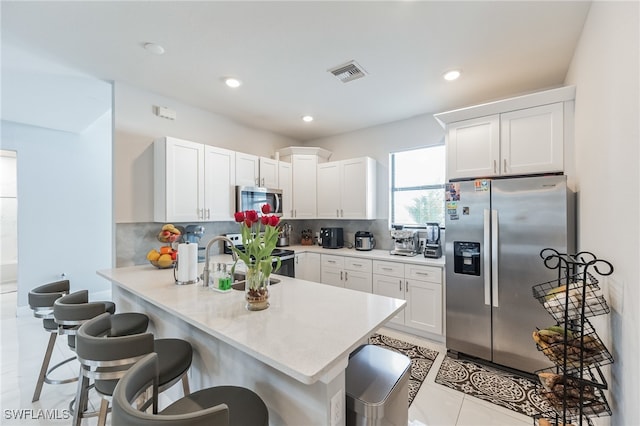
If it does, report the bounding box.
[223,234,295,278]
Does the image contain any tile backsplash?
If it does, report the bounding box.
[116,219,444,267]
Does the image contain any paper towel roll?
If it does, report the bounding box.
[176,243,198,284]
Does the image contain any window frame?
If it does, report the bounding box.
[389,144,446,228]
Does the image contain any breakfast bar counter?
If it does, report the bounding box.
[98,259,405,425]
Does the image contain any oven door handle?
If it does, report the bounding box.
[274,254,295,261]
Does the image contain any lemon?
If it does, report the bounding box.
[146,249,160,261]
[156,254,173,268]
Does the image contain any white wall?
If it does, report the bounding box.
[0,151,18,284]
[1,112,113,307]
[114,82,300,223]
[305,113,446,221]
[565,2,639,425]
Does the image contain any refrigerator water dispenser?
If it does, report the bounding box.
[453,241,481,276]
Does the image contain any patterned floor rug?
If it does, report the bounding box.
[435,356,551,417]
[368,334,439,406]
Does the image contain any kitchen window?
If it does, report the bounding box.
[390,145,445,227]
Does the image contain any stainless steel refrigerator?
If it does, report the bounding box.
[445,174,575,373]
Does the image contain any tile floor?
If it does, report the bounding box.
[0,291,532,425]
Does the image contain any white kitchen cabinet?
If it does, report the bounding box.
[404,264,442,334]
[236,153,279,188]
[447,115,500,180]
[438,86,574,180]
[500,103,564,175]
[317,157,376,219]
[295,252,320,282]
[320,254,372,292]
[278,161,293,219]
[235,152,260,187]
[291,155,317,218]
[154,137,235,222]
[204,146,236,221]
[259,157,279,188]
[372,260,443,334]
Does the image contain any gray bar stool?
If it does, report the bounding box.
[75,312,193,426]
[112,353,269,426]
[54,290,149,420]
[28,280,77,402]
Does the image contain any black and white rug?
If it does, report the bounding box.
[435,356,551,417]
[368,333,439,406]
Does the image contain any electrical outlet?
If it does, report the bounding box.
[330,389,344,426]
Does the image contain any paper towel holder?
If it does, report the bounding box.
[174,242,200,285]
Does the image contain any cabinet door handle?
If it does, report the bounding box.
[382,267,393,271]
[493,160,497,174]
[336,209,339,217]
[352,263,362,267]
[341,209,344,217]
[328,260,336,264]
[344,271,348,280]
[415,271,429,276]
[261,178,265,186]
[340,271,343,280]
[206,208,211,220]
[503,159,507,173]
[405,281,409,292]
[199,208,204,219]
[399,280,402,291]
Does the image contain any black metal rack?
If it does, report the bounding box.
[531,249,614,426]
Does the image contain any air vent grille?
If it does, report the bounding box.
[328,61,367,83]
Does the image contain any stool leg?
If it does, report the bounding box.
[181,374,190,396]
[97,398,109,426]
[72,369,88,426]
[32,332,57,402]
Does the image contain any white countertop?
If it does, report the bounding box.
[98,258,405,385]
[287,244,446,267]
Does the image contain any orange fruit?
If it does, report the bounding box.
[160,246,172,254]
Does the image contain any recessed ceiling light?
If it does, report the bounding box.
[443,70,461,81]
[302,115,314,123]
[224,78,242,88]
[143,42,165,55]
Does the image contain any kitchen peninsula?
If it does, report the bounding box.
[98,258,405,426]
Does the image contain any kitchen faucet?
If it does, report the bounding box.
[202,236,237,286]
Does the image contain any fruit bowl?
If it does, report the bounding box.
[150,259,176,269]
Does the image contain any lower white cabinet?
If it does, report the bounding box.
[320,254,372,293]
[373,260,443,335]
[295,252,320,282]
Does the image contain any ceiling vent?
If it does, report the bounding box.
[328,61,367,83]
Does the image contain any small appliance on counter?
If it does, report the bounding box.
[277,223,292,247]
[423,222,442,258]
[321,227,344,249]
[389,229,419,256]
[354,231,376,251]
[183,225,206,262]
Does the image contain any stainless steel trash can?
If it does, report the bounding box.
[346,344,411,426]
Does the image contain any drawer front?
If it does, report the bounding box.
[404,264,442,284]
[321,254,344,268]
[344,257,372,273]
[373,260,404,277]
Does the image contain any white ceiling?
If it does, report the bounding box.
[1,1,591,141]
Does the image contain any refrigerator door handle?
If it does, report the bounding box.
[491,209,499,308]
[483,209,491,306]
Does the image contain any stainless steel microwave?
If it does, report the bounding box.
[236,186,283,216]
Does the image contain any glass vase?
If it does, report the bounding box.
[245,263,270,311]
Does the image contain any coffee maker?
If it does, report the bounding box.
[423,222,442,258]
[390,229,419,256]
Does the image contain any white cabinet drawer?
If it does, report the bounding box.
[404,264,442,284]
[344,257,372,273]
[373,261,404,277]
[321,254,344,268]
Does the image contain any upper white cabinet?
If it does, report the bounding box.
[278,161,293,219]
[291,154,318,218]
[500,103,564,175]
[317,157,376,219]
[154,137,235,222]
[436,86,574,180]
[235,154,279,188]
[446,115,500,179]
[235,152,259,187]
